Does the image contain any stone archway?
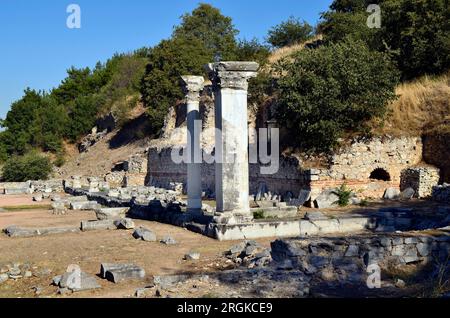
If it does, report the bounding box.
[369,168,391,181]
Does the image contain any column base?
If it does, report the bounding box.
[212,211,254,225]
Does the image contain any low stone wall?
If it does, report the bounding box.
[30,179,65,193]
[432,184,450,203]
[271,234,450,281]
[400,167,440,198]
[0,182,30,194]
[146,147,307,197]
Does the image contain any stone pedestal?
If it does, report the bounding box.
[181,76,205,215]
[206,61,259,224]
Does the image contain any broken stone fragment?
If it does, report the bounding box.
[400,188,415,200]
[100,263,135,278]
[80,219,117,231]
[383,188,400,200]
[114,218,135,230]
[70,201,100,210]
[95,207,129,220]
[160,236,177,245]
[0,273,8,284]
[58,271,101,291]
[132,227,156,242]
[184,251,200,260]
[313,189,339,209]
[33,194,43,202]
[103,264,146,283]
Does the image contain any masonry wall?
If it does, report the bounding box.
[423,133,450,183]
[310,137,424,199]
[146,147,307,196]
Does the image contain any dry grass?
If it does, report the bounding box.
[267,34,323,66]
[372,72,450,136]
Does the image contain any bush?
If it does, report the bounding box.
[275,38,399,152]
[334,183,354,207]
[2,152,53,181]
[267,17,315,48]
[321,0,450,80]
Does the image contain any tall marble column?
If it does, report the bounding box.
[181,76,204,215]
[206,61,259,224]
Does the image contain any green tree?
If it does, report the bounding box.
[141,36,211,133]
[141,4,239,134]
[321,0,450,79]
[173,3,238,60]
[65,95,100,141]
[267,17,315,48]
[275,38,399,152]
[2,152,52,181]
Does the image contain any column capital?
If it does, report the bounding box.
[206,61,259,91]
[181,75,205,102]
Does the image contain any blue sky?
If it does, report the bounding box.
[0,0,332,119]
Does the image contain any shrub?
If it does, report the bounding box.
[275,38,399,152]
[267,17,315,48]
[2,152,53,181]
[334,183,354,207]
[321,0,450,80]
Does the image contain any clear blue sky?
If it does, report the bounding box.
[0,0,332,119]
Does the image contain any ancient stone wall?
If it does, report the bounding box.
[310,137,424,199]
[146,147,307,196]
[400,167,440,198]
[423,133,450,183]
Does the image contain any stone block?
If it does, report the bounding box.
[95,207,129,220]
[80,220,117,231]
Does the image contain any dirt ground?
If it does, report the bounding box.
[0,194,274,298]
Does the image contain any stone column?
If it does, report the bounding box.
[206,62,259,224]
[181,76,205,215]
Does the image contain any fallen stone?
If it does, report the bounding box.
[4,226,39,238]
[132,227,156,242]
[395,278,406,288]
[51,201,67,215]
[0,273,8,284]
[114,218,135,230]
[100,263,135,278]
[104,265,146,283]
[52,275,62,286]
[314,189,339,209]
[59,271,101,291]
[70,201,100,210]
[95,207,129,220]
[135,288,148,298]
[24,271,32,278]
[400,188,415,200]
[184,252,200,260]
[160,236,177,245]
[33,194,43,202]
[80,219,117,231]
[383,188,400,200]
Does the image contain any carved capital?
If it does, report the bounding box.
[181,76,204,102]
[206,61,259,91]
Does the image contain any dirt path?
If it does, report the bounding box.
[0,200,274,298]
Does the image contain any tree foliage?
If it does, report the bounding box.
[320,0,450,79]
[2,152,52,182]
[275,38,399,152]
[267,17,315,48]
